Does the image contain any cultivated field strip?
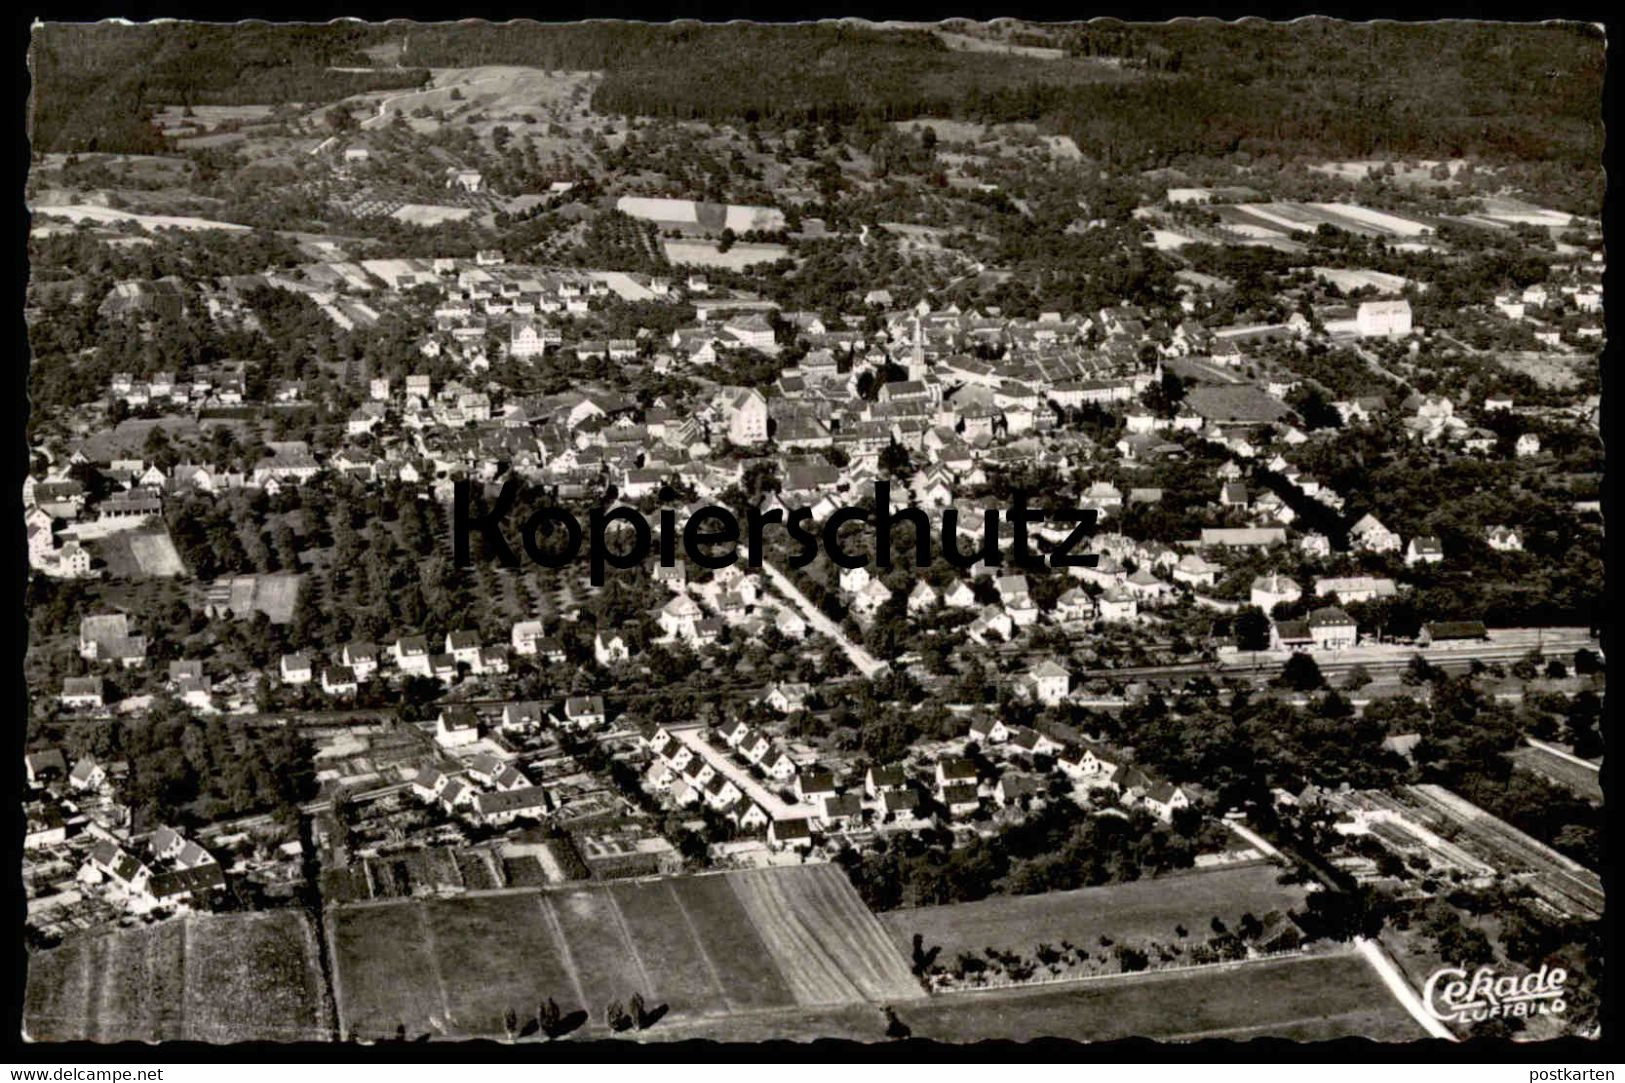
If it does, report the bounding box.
[542,889,649,1014]
[607,877,735,1014]
[325,864,916,1038]
[658,873,798,1010]
[25,912,332,1042]
[725,865,921,1005]
[727,868,857,1004]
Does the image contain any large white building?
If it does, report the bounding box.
[721,387,769,445]
[509,320,558,360]
[1356,299,1413,339]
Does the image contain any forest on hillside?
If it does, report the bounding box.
[29,22,426,154]
[29,20,1604,210]
[392,19,1604,177]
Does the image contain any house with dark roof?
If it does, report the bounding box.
[941,782,981,816]
[1307,606,1358,650]
[934,756,978,793]
[25,749,68,786]
[767,817,814,851]
[1418,621,1488,647]
[436,706,480,748]
[865,765,907,797]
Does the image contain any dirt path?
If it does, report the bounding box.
[1354,936,1456,1041]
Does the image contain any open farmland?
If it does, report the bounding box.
[1495,351,1590,391]
[208,572,302,624]
[726,864,920,1004]
[340,66,600,153]
[24,911,333,1042]
[636,949,1423,1044]
[30,204,252,233]
[1214,201,1434,242]
[327,863,917,1040]
[1310,158,1475,189]
[662,239,790,269]
[390,203,474,226]
[879,864,1306,964]
[94,529,187,578]
[893,949,1425,1043]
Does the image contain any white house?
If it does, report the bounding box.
[321,665,359,696]
[1349,513,1401,554]
[1028,660,1071,707]
[1405,536,1444,566]
[562,695,606,729]
[595,632,630,666]
[768,817,814,852]
[1141,782,1192,822]
[1250,574,1303,612]
[511,620,546,655]
[436,707,480,749]
[279,653,313,686]
[340,642,379,681]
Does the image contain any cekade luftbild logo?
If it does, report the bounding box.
[1422,963,1568,1024]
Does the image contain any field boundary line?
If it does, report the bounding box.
[662,879,738,1013]
[601,885,658,1005]
[1354,937,1456,1042]
[1526,736,1602,772]
[325,911,351,1041]
[802,865,920,1000]
[82,931,106,1042]
[179,916,194,1042]
[776,869,867,1003]
[414,903,457,1036]
[534,892,591,1018]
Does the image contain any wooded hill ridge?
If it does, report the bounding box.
[30,20,1603,204]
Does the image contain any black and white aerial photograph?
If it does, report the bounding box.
[18,16,1607,1054]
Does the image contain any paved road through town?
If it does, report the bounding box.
[761,559,890,680]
